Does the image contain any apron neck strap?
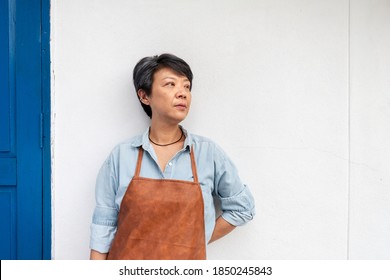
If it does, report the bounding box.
[134,146,199,183]
[190,145,199,183]
[134,147,144,177]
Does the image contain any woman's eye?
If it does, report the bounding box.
[166,82,175,87]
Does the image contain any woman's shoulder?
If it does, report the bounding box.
[187,130,218,148]
[187,131,228,158]
[107,134,143,157]
[188,132,214,144]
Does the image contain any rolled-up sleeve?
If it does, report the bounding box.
[90,154,119,253]
[213,145,255,226]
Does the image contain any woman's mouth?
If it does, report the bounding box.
[175,104,187,110]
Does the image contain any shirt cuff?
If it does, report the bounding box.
[221,209,255,227]
[218,184,255,226]
[89,223,117,253]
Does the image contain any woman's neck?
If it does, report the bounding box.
[149,121,182,145]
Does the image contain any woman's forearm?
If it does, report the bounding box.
[209,216,236,243]
[90,249,108,260]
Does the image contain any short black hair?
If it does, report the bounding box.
[133,53,193,118]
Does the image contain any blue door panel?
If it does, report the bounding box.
[0,158,16,185]
[0,187,16,260]
[0,0,17,260]
[0,0,10,152]
[0,0,51,259]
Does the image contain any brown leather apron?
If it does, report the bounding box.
[107,147,206,260]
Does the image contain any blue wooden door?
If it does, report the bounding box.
[0,0,50,259]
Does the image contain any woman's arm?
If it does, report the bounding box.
[208,216,236,243]
[90,151,119,260]
[212,143,255,238]
[90,249,108,260]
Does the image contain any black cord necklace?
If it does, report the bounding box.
[149,129,184,146]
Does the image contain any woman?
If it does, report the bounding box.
[90,53,255,260]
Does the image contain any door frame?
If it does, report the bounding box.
[41,0,51,260]
[15,0,51,259]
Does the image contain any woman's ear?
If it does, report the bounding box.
[137,89,150,105]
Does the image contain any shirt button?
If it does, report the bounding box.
[168,162,173,166]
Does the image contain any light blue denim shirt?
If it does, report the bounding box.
[90,127,255,253]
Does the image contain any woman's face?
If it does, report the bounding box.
[144,67,192,124]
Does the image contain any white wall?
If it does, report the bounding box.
[51,0,390,259]
[349,0,390,259]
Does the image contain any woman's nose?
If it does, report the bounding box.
[177,87,187,98]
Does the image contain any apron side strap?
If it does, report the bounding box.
[190,145,199,183]
[134,147,144,177]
